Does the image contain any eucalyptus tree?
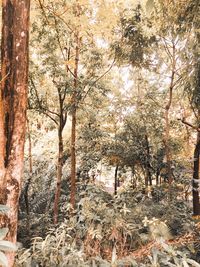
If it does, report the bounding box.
[0,0,30,265]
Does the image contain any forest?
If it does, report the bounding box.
[0,0,200,266]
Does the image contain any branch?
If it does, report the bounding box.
[80,58,116,103]
[29,76,59,124]
[178,118,200,132]
[36,109,58,125]
[37,0,50,25]
[44,4,74,34]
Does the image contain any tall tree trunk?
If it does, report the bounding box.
[53,125,64,224]
[163,41,176,185]
[164,106,173,184]
[145,134,152,186]
[193,129,200,216]
[0,1,30,266]
[114,164,119,195]
[70,32,79,209]
[0,0,14,206]
[1,0,14,168]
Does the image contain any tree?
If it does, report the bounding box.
[30,0,117,216]
[0,0,30,265]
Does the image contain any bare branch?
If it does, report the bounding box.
[178,118,200,132]
[37,0,50,25]
[29,76,60,120]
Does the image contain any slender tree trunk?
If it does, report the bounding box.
[114,164,119,195]
[70,32,79,209]
[53,125,64,224]
[156,168,160,185]
[193,129,200,216]
[164,106,173,184]
[24,118,33,231]
[145,134,152,186]
[162,40,176,185]
[27,118,33,174]
[0,1,30,266]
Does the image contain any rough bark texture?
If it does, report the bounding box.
[1,0,14,167]
[0,0,30,266]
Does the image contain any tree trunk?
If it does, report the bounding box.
[114,164,119,195]
[1,0,14,168]
[70,32,79,209]
[145,134,152,186]
[0,1,30,266]
[193,131,200,216]
[53,125,64,224]
[163,107,173,184]
[156,168,160,186]
[163,40,176,185]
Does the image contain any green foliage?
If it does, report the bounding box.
[113,4,156,68]
[0,205,9,214]
[17,184,198,266]
[0,207,17,267]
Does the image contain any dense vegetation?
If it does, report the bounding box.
[0,0,200,266]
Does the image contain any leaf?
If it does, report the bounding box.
[0,251,8,267]
[182,259,190,267]
[0,240,17,252]
[186,259,200,267]
[64,60,76,68]
[146,0,154,15]
[0,229,8,241]
[111,245,117,264]
[0,205,9,214]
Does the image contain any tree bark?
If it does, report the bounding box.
[0,96,6,205]
[193,130,200,216]
[53,124,64,224]
[1,0,14,168]
[0,1,30,266]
